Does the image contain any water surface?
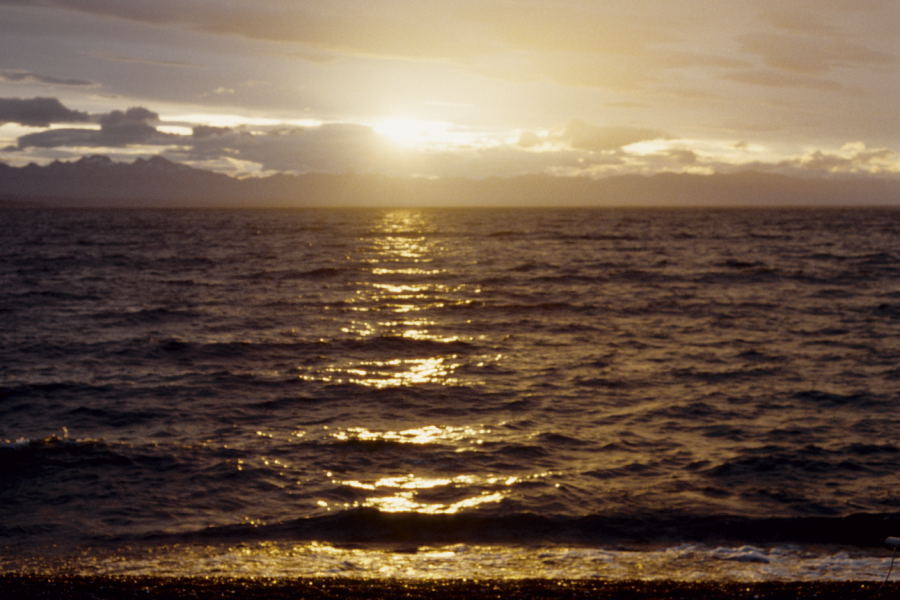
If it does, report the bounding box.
[2,207,899,579]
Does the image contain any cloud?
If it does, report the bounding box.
[0,97,90,126]
[521,52,654,90]
[0,69,94,87]
[738,33,896,74]
[89,53,198,68]
[170,119,593,178]
[192,125,232,138]
[722,70,845,91]
[0,1,747,91]
[4,0,893,134]
[663,149,698,165]
[96,107,161,145]
[175,122,387,173]
[14,128,96,148]
[14,1,489,62]
[517,131,541,148]
[793,0,897,12]
[560,120,668,152]
[16,105,172,148]
[781,143,899,175]
[5,98,392,172]
[759,10,838,36]
[7,97,898,180]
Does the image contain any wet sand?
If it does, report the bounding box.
[2,576,899,599]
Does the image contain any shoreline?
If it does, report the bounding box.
[2,575,899,599]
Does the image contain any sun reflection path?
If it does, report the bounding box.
[290,211,521,517]
[330,470,554,515]
[296,209,492,389]
[312,424,559,515]
[331,424,489,446]
[300,357,460,389]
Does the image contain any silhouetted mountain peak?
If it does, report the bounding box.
[76,155,115,168]
[133,155,191,172]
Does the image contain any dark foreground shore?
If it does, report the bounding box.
[2,576,899,599]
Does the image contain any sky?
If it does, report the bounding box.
[0,0,898,180]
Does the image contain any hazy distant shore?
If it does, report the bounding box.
[1,155,899,207]
[1,576,898,600]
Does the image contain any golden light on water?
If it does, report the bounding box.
[301,356,460,388]
[289,210,520,518]
[356,491,507,514]
[328,470,554,514]
[331,424,489,445]
[343,475,458,490]
[340,316,464,342]
[370,267,442,276]
[370,282,429,294]
[307,425,558,514]
[297,209,485,389]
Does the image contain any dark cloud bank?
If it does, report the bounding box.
[0,154,898,207]
[0,97,90,127]
[11,103,172,148]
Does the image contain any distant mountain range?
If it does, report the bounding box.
[1,155,898,207]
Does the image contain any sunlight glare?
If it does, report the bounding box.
[374,118,452,148]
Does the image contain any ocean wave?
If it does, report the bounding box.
[91,307,203,324]
[1,381,118,399]
[692,269,780,285]
[147,335,476,359]
[234,267,353,281]
[463,301,597,315]
[671,367,782,383]
[12,289,101,302]
[703,443,900,481]
[790,390,878,406]
[0,435,177,478]
[144,508,900,548]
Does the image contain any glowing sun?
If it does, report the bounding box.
[374,117,451,148]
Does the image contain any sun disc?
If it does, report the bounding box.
[374,118,447,148]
